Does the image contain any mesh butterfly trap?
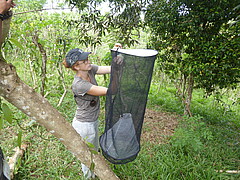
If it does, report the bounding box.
[99,49,158,164]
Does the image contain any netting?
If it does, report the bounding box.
[100,49,158,164]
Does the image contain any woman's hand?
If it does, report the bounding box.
[114,54,124,65]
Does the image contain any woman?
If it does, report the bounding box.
[63,48,122,179]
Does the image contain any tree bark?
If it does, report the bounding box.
[8,144,28,179]
[183,73,194,117]
[0,14,119,180]
[176,73,194,117]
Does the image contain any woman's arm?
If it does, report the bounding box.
[88,55,124,96]
[85,66,110,96]
[96,66,111,74]
[87,85,108,96]
[108,54,124,95]
[95,53,124,75]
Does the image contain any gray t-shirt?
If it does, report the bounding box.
[72,64,100,122]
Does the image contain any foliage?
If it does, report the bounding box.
[145,0,240,94]
[170,115,213,152]
[231,4,240,25]
[15,0,47,10]
[65,0,146,47]
[5,3,91,96]
[1,102,13,125]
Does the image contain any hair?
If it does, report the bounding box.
[62,58,70,68]
[114,43,122,48]
[62,58,78,71]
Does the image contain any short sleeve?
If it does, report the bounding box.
[91,64,99,75]
[72,78,93,96]
[72,65,99,96]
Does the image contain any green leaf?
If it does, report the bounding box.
[2,103,13,124]
[90,149,98,155]
[86,141,95,149]
[17,131,23,148]
[9,38,24,50]
[90,162,95,171]
[0,116,3,130]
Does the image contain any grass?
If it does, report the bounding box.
[111,143,236,180]
[1,75,239,179]
[146,83,240,179]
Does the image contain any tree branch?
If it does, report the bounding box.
[13,8,72,15]
[32,34,47,96]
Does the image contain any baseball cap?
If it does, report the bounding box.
[65,48,91,67]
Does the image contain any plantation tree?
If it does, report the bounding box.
[145,0,240,115]
[0,2,119,180]
[9,8,75,101]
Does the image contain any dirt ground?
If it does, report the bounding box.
[141,109,180,144]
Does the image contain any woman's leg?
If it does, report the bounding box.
[72,118,99,179]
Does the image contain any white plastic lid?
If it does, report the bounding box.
[111,49,158,57]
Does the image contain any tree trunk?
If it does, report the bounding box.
[0,14,119,180]
[175,73,194,117]
[183,73,194,117]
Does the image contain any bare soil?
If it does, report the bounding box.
[141,109,180,144]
